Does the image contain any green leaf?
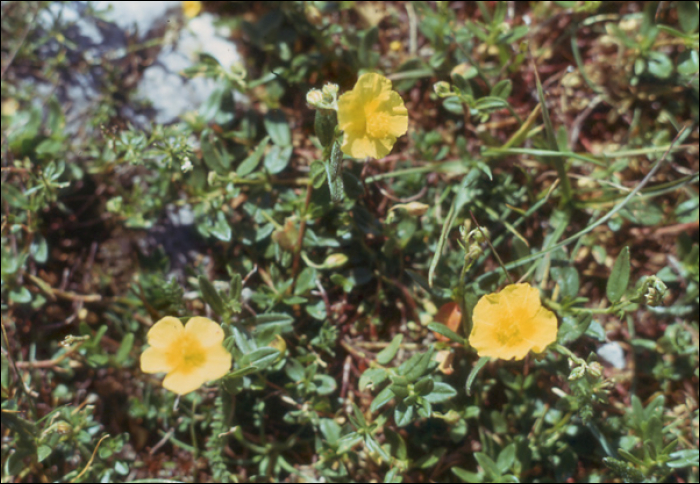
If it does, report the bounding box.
[237,136,269,177]
[415,447,447,469]
[678,49,699,76]
[30,236,48,264]
[358,26,379,68]
[9,287,32,304]
[647,51,673,79]
[466,357,490,396]
[385,428,408,461]
[114,333,134,364]
[394,402,414,427]
[319,419,342,445]
[326,140,344,203]
[384,467,403,483]
[264,110,291,146]
[490,79,512,100]
[365,435,390,462]
[551,266,579,300]
[200,130,231,174]
[2,184,29,210]
[557,314,592,345]
[314,374,337,395]
[667,449,700,468]
[413,376,434,396]
[336,433,362,455]
[198,276,226,316]
[210,212,232,242]
[370,386,395,413]
[37,445,52,463]
[246,312,294,328]
[607,246,630,303]
[428,322,464,344]
[475,452,501,479]
[496,443,516,474]
[264,144,293,174]
[399,348,434,382]
[376,334,403,365]
[452,467,481,483]
[423,382,457,404]
[677,1,699,33]
[359,368,389,391]
[241,347,280,370]
[225,365,259,380]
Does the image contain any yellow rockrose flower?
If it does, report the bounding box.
[337,73,408,159]
[468,284,558,360]
[140,316,231,395]
[182,1,202,18]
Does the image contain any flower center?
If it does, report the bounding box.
[496,320,522,347]
[365,104,391,139]
[167,334,206,370]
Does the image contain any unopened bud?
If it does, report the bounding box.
[434,81,452,97]
[306,89,324,108]
[569,366,585,381]
[268,334,287,356]
[644,276,667,307]
[587,362,603,378]
[390,202,429,217]
[55,422,72,435]
[322,253,348,269]
[322,83,339,101]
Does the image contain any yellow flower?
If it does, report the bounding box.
[469,284,557,360]
[337,73,408,159]
[182,1,202,18]
[140,316,231,395]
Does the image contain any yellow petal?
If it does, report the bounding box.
[147,317,184,349]
[337,90,366,134]
[355,72,393,99]
[140,347,175,374]
[377,91,408,137]
[527,306,558,353]
[500,284,540,321]
[184,317,224,348]
[162,367,207,395]
[201,344,232,380]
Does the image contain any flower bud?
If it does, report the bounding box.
[568,366,585,381]
[306,89,324,108]
[433,81,452,97]
[644,276,667,307]
[587,362,603,378]
[404,202,429,216]
[390,202,430,217]
[322,83,339,101]
[268,334,287,356]
[322,253,348,269]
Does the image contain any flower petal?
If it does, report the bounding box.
[147,316,184,349]
[527,306,558,353]
[162,367,207,395]
[355,72,393,99]
[337,90,366,134]
[140,347,174,374]
[501,284,541,321]
[185,317,224,348]
[202,344,232,380]
[378,91,408,137]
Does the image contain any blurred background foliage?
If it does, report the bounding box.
[1,1,698,482]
